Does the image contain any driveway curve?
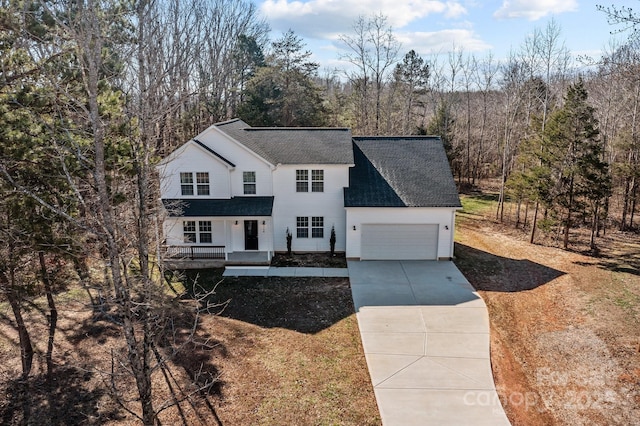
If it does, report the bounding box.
[348,260,510,426]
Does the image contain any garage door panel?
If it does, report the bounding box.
[361,224,438,260]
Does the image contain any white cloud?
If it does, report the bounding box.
[398,29,492,55]
[260,0,467,38]
[493,0,578,21]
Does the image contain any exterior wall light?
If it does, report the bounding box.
[353,225,356,231]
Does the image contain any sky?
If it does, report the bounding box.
[256,0,638,71]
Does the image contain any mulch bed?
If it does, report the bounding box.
[270,252,347,268]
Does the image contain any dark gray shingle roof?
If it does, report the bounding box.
[216,119,353,165]
[163,197,274,217]
[344,137,461,208]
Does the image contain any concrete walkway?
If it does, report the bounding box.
[222,266,349,277]
[348,260,510,426]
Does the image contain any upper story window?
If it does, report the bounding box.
[243,171,256,195]
[296,170,308,192]
[196,172,210,195]
[296,169,324,192]
[180,172,210,196]
[180,172,194,195]
[311,170,324,192]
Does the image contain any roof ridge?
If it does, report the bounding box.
[353,135,440,140]
[244,127,351,131]
[215,118,249,127]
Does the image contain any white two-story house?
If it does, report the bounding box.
[158,119,461,265]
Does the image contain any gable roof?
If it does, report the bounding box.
[344,137,462,208]
[216,119,353,165]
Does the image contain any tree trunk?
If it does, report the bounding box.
[563,176,575,250]
[590,204,599,250]
[630,176,637,229]
[79,2,155,422]
[72,255,96,306]
[39,251,58,379]
[1,270,33,378]
[530,201,539,244]
[621,177,630,231]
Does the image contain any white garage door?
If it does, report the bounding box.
[361,224,438,260]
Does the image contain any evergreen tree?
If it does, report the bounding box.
[543,77,611,249]
[239,30,327,126]
[393,50,430,134]
[422,102,460,175]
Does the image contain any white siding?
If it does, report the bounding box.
[346,207,457,260]
[272,164,349,252]
[228,217,273,252]
[194,127,274,197]
[164,217,273,253]
[361,224,438,260]
[158,143,232,199]
[163,218,226,246]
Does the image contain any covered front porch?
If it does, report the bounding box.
[161,196,275,268]
[163,247,272,268]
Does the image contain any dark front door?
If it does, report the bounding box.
[244,220,259,250]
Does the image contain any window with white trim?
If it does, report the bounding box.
[199,221,212,243]
[196,172,210,195]
[180,173,194,196]
[243,171,256,194]
[311,170,324,192]
[311,216,324,238]
[180,172,210,196]
[296,216,309,238]
[296,170,308,192]
[296,216,324,238]
[183,220,212,243]
[183,221,196,242]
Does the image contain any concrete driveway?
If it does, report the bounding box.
[348,260,510,426]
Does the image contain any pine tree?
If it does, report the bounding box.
[542,77,611,249]
[239,30,327,126]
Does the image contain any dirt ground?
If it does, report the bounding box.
[455,197,640,425]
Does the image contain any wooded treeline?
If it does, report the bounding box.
[0,0,638,424]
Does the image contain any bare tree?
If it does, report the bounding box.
[472,53,498,184]
[340,13,400,134]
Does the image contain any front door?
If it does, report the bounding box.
[244,220,259,250]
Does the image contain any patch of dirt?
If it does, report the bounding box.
[271,252,347,268]
[456,203,640,425]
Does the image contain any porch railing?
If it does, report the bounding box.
[164,245,225,260]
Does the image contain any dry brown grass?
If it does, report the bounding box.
[455,193,640,425]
